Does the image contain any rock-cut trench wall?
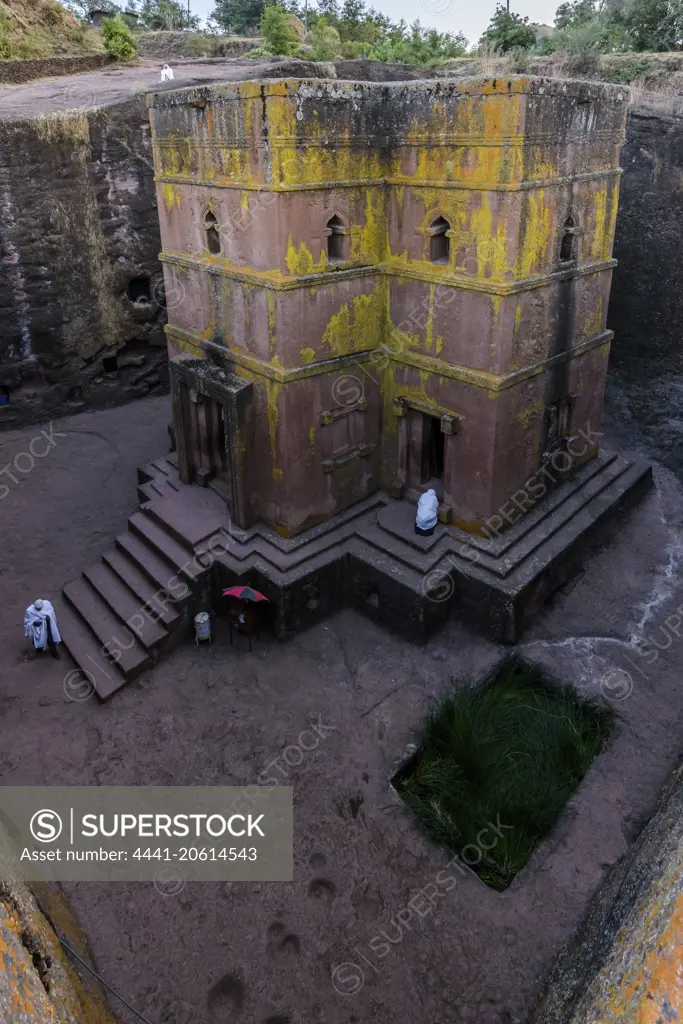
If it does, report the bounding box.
[0,97,169,428]
[0,817,115,1023]
[605,99,683,476]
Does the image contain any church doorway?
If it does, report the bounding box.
[422,414,445,485]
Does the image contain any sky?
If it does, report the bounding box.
[190,0,561,45]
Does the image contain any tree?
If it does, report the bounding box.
[137,0,201,30]
[212,0,265,33]
[338,0,364,38]
[617,0,683,49]
[555,0,602,27]
[58,0,121,18]
[480,4,536,51]
[260,3,298,52]
[316,0,340,24]
[101,13,137,57]
[310,16,342,55]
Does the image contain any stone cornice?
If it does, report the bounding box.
[153,166,622,194]
[166,325,613,392]
[160,250,617,297]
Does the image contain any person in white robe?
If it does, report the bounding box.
[24,599,62,659]
[415,488,439,536]
[160,64,174,82]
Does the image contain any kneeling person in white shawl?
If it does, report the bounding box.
[24,599,62,659]
[415,488,439,537]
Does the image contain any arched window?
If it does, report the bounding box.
[204,210,221,255]
[326,215,349,263]
[428,216,450,265]
[560,215,576,263]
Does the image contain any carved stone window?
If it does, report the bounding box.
[204,209,221,255]
[428,216,451,265]
[559,215,577,264]
[326,215,349,263]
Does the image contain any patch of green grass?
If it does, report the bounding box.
[394,658,613,891]
[604,56,657,83]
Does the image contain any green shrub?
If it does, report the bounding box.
[341,40,371,58]
[259,5,298,56]
[508,44,533,71]
[101,14,137,61]
[186,33,216,56]
[604,56,657,82]
[245,45,273,58]
[0,9,12,57]
[480,4,536,52]
[44,6,63,26]
[310,19,342,60]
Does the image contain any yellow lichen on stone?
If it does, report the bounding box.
[517,190,551,278]
[286,236,326,276]
[320,285,385,359]
[161,182,181,214]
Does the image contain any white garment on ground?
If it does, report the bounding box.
[24,600,61,650]
[160,65,174,82]
[416,488,439,530]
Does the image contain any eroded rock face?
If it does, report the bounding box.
[530,763,683,1022]
[0,98,169,428]
[0,819,115,1023]
[606,101,683,478]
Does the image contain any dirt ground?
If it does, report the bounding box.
[1,395,683,1024]
[0,56,316,118]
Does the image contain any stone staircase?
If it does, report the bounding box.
[58,457,206,700]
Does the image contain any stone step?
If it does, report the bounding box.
[209,476,232,504]
[138,456,180,489]
[114,531,188,596]
[151,457,178,480]
[356,521,437,576]
[508,457,653,590]
[128,512,201,581]
[138,477,181,505]
[145,493,228,550]
[138,481,162,504]
[102,548,181,628]
[82,562,170,651]
[62,577,150,680]
[211,521,361,578]
[456,451,620,560]
[210,533,357,589]
[348,536,427,592]
[58,603,127,701]
[492,454,640,578]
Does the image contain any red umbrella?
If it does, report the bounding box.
[222,585,269,603]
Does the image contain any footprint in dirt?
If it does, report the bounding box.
[206,973,245,1022]
[267,921,301,963]
[308,877,337,904]
[306,850,337,905]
